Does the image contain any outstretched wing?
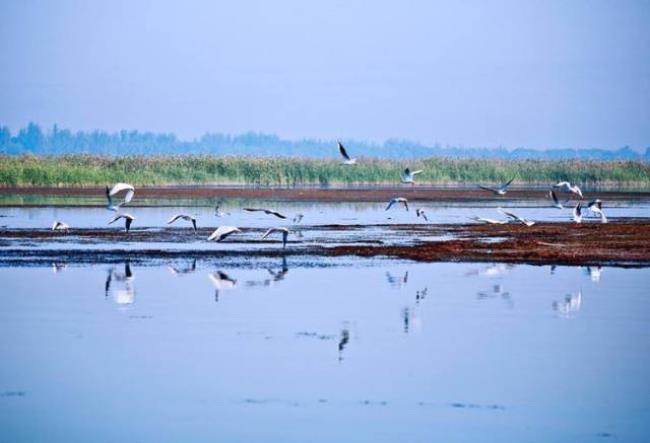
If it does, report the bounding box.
[167,214,183,224]
[402,200,409,211]
[385,199,396,211]
[411,170,423,175]
[478,185,496,193]
[549,190,559,205]
[243,208,262,213]
[109,183,135,197]
[266,210,287,219]
[108,214,123,224]
[338,142,350,160]
[501,178,515,189]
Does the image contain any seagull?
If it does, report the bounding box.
[167,214,197,232]
[415,208,428,221]
[573,203,582,223]
[208,226,241,242]
[587,199,607,223]
[386,197,409,211]
[478,178,514,195]
[338,142,357,165]
[243,207,287,219]
[553,181,583,199]
[401,168,423,184]
[108,213,135,232]
[208,271,237,302]
[549,190,570,209]
[106,183,135,211]
[469,216,507,225]
[498,208,535,226]
[292,213,304,223]
[261,227,289,248]
[52,221,70,231]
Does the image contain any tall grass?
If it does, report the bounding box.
[0,155,648,187]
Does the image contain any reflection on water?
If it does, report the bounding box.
[1,260,649,442]
[585,266,603,283]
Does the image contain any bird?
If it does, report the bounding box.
[469,216,507,225]
[498,208,535,226]
[477,178,514,195]
[243,207,287,219]
[401,168,423,184]
[386,197,409,211]
[267,257,289,281]
[553,289,582,316]
[292,213,304,223]
[549,190,569,209]
[168,259,197,276]
[585,266,603,282]
[208,226,241,242]
[261,227,289,248]
[553,181,583,199]
[572,203,583,223]
[587,199,607,223]
[208,271,237,302]
[108,213,135,232]
[105,183,135,211]
[167,214,197,232]
[52,221,70,231]
[415,208,428,221]
[214,203,230,217]
[338,142,357,165]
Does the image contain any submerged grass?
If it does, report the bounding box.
[0,155,648,187]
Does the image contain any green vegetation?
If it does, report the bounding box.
[1,155,649,187]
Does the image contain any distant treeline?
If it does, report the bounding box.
[1,123,648,161]
[1,155,648,187]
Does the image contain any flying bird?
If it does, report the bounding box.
[106,183,135,211]
[573,203,582,223]
[415,208,428,221]
[587,199,607,223]
[549,190,569,209]
[167,214,197,232]
[243,208,287,219]
[498,208,535,226]
[553,181,583,199]
[338,142,357,165]
[401,168,423,184]
[386,197,409,211]
[52,221,70,231]
[261,227,289,248]
[477,178,514,195]
[108,213,135,232]
[292,213,304,223]
[208,226,241,242]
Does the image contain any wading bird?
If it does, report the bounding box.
[401,168,423,184]
[338,142,357,165]
[587,199,607,223]
[208,226,241,242]
[261,227,289,248]
[106,183,135,211]
[52,221,70,231]
[108,213,135,232]
[386,197,409,211]
[553,181,583,199]
[167,214,197,232]
[478,178,514,195]
[243,207,287,219]
[573,203,582,223]
[498,208,535,226]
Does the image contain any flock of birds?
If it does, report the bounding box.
[51,142,609,242]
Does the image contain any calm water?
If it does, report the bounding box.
[1,258,649,442]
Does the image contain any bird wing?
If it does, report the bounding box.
[554,181,570,188]
[167,214,183,224]
[266,210,287,219]
[124,189,134,204]
[478,185,496,193]
[208,226,239,241]
[108,214,123,224]
[411,170,423,175]
[243,208,262,213]
[385,199,396,211]
[402,200,409,211]
[261,228,276,240]
[109,183,135,197]
[550,190,559,205]
[501,178,515,189]
[338,142,350,160]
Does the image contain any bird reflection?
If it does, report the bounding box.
[168,259,197,276]
[51,262,67,273]
[267,257,289,282]
[584,266,603,283]
[105,261,135,305]
[402,307,410,333]
[386,271,409,288]
[477,284,513,307]
[465,263,514,278]
[338,329,350,362]
[208,271,237,302]
[553,289,582,317]
[416,287,428,304]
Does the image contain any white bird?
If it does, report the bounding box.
[498,208,535,226]
[587,199,607,223]
[243,207,287,219]
[338,142,357,165]
[572,203,583,223]
[585,266,603,283]
[108,213,135,232]
[52,221,70,231]
[106,183,135,211]
[553,181,583,199]
[415,208,428,221]
[401,168,423,184]
[478,178,514,195]
[261,227,289,248]
[549,190,570,209]
[167,214,197,232]
[386,197,409,211]
[208,226,241,242]
[469,216,507,225]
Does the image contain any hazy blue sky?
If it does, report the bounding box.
[1,0,649,149]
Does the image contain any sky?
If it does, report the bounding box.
[1,0,649,150]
